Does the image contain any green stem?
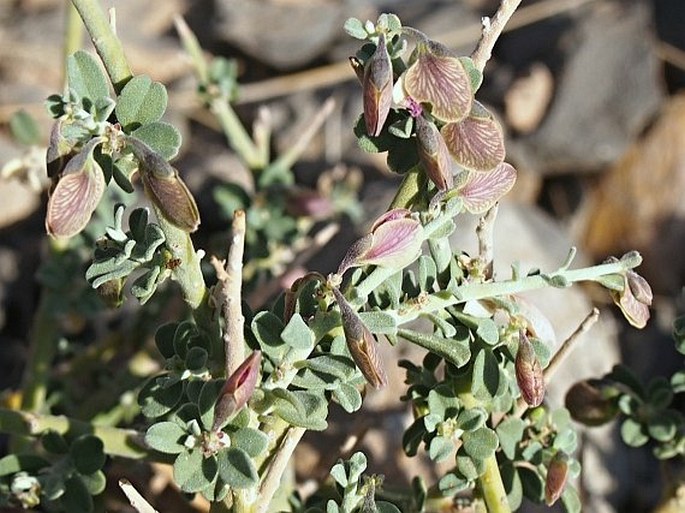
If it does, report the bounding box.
[459,394,511,513]
[70,0,132,93]
[63,3,83,82]
[211,99,264,169]
[0,408,149,460]
[153,207,207,310]
[387,256,639,325]
[389,167,422,210]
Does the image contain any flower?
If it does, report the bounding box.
[332,288,387,388]
[610,269,652,329]
[403,39,472,123]
[45,137,105,239]
[337,208,423,275]
[362,33,393,137]
[212,351,262,431]
[515,330,545,407]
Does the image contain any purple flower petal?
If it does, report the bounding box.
[360,217,423,268]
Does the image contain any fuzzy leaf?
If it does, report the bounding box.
[70,435,106,474]
[145,422,187,454]
[217,447,258,489]
[131,122,181,160]
[174,450,216,493]
[116,75,168,130]
[67,50,109,102]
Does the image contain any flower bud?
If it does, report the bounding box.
[127,137,200,233]
[545,451,570,506]
[337,208,423,275]
[212,350,261,431]
[46,137,105,239]
[565,379,619,426]
[403,40,472,123]
[415,115,453,191]
[515,330,545,407]
[332,287,387,388]
[363,33,393,137]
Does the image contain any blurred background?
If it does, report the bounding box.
[0,0,684,512]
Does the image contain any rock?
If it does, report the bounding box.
[516,1,664,174]
[504,62,554,134]
[212,0,371,70]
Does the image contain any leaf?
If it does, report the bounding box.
[252,311,286,362]
[500,463,523,511]
[273,389,328,431]
[10,110,41,146]
[174,450,217,493]
[80,471,106,495]
[376,502,401,513]
[131,122,182,160]
[398,328,471,367]
[496,417,525,460]
[0,454,49,476]
[217,447,258,489]
[471,348,500,402]
[462,427,498,461]
[457,408,487,432]
[343,17,367,39]
[67,50,110,102]
[138,376,184,418]
[620,418,648,447]
[70,435,106,474]
[438,472,470,495]
[561,486,582,513]
[281,313,314,351]
[116,75,168,131]
[428,435,453,462]
[145,422,187,454]
[62,475,94,513]
[333,383,363,413]
[358,311,397,335]
[230,428,268,458]
[198,379,224,431]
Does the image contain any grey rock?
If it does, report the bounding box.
[517,1,664,174]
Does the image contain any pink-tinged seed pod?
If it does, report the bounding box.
[515,330,545,407]
[46,137,105,239]
[545,451,570,506]
[332,287,387,388]
[362,33,393,137]
[610,271,651,329]
[212,351,262,431]
[415,115,453,191]
[403,40,472,124]
[337,208,423,275]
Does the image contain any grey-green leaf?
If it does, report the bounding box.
[67,51,110,102]
[131,122,181,160]
[70,435,106,475]
[145,422,187,454]
[217,447,258,489]
[462,427,498,461]
[116,75,168,130]
[62,476,94,513]
[230,428,268,458]
[496,417,525,460]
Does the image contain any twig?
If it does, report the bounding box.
[513,308,600,417]
[211,210,247,375]
[246,222,339,309]
[476,203,499,280]
[471,0,524,72]
[656,40,685,71]
[257,426,307,513]
[266,97,336,175]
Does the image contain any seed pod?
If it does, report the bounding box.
[415,115,453,191]
[545,451,570,506]
[46,137,105,239]
[515,330,545,407]
[127,137,200,233]
[610,272,651,329]
[213,351,262,431]
[565,379,619,426]
[332,287,387,388]
[362,33,393,137]
[626,270,653,305]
